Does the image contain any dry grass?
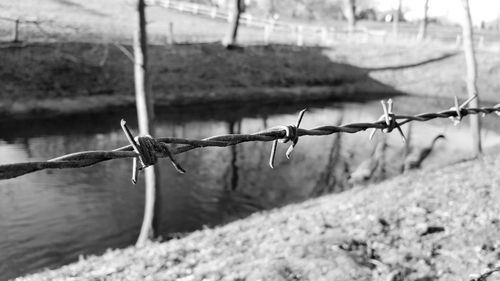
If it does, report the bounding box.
[17,153,500,281]
[325,43,500,103]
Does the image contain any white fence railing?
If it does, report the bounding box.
[146,0,352,46]
[146,0,499,50]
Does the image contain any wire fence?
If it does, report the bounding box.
[1,98,499,181]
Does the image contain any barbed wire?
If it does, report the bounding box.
[1,98,499,181]
[470,266,500,281]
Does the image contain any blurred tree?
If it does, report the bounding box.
[268,0,277,17]
[250,0,345,21]
[345,0,356,33]
[417,0,429,41]
[461,0,482,155]
[255,0,277,17]
[133,0,160,246]
[206,0,379,22]
[223,0,244,48]
[392,0,402,36]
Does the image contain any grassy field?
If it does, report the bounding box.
[1,0,500,120]
[0,42,404,119]
[2,0,499,47]
[18,153,500,281]
[324,43,500,103]
[0,0,265,44]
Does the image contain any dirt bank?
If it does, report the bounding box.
[0,42,402,119]
[3,0,500,120]
[17,153,500,281]
[3,40,500,120]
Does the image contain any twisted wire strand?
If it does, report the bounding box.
[1,106,499,180]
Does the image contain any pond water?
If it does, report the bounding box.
[1,96,500,280]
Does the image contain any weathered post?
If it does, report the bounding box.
[134,0,160,247]
[296,25,304,46]
[247,14,253,25]
[345,0,356,35]
[168,22,174,44]
[417,0,429,41]
[392,0,402,37]
[455,34,462,47]
[264,24,271,44]
[461,0,482,155]
[320,27,328,45]
[478,36,484,49]
[13,18,20,43]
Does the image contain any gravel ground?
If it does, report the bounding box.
[17,151,500,281]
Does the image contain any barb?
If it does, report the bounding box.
[449,94,477,125]
[470,266,500,281]
[369,99,406,142]
[268,108,306,168]
[120,119,185,184]
[1,104,500,180]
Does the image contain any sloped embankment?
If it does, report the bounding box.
[17,153,500,281]
[0,42,400,119]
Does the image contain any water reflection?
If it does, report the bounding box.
[1,97,500,280]
[225,120,241,191]
[312,114,350,196]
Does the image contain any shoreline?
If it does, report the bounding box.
[2,40,500,122]
[0,83,402,121]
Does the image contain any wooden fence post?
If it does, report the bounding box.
[478,36,484,49]
[455,34,462,48]
[461,0,482,155]
[296,25,303,46]
[134,0,160,247]
[264,24,272,44]
[392,0,402,37]
[168,22,174,44]
[417,0,429,41]
[320,27,328,45]
[13,18,20,43]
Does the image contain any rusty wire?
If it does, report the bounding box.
[470,266,500,281]
[1,100,500,181]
